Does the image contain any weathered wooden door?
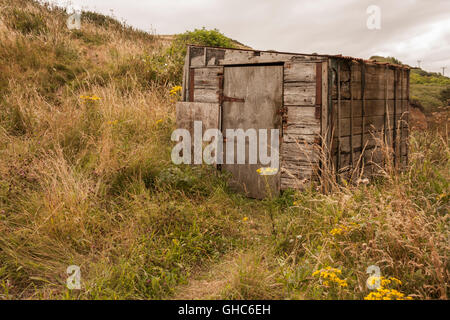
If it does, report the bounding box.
[222,65,283,199]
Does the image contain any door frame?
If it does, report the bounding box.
[219,63,284,198]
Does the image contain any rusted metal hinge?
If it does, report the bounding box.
[222,95,245,103]
[315,106,321,119]
[277,107,287,115]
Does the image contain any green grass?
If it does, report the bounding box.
[5,7,48,35]
[0,0,448,300]
[410,69,450,112]
[411,84,446,112]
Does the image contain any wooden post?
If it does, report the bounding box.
[401,68,405,169]
[189,68,195,102]
[349,62,354,172]
[183,46,191,101]
[406,68,410,166]
[337,62,341,176]
[360,62,366,173]
[393,68,397,168]
[384,65,388,168]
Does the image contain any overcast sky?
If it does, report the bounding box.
[47,0,450,74]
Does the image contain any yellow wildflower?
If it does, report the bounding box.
[330,222,359,237]
[312,267,348,288]
[80,95,101,102]
[256,167,278,175]
[364,287,412,300]
[169,86,182,96]
[364,275,412,300]
[389,277,402,285]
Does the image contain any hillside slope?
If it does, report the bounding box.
[371,56,450,113]
[0,0,448,300]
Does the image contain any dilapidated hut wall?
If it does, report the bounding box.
[280,59,327,190]
[182,45,328,192]
[327,58,410,179]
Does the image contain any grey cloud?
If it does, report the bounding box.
[47,0,450,73]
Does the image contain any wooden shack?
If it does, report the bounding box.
[176,45,410,198]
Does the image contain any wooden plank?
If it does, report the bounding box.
[332,150,362,170]
[285,106,317,123]
[194,88,219,103]
[283,126,320,136]
[280,173,314,190]
[281,163,315,176]
[182,46,191,101]
[281,142,319,162]
[315,63,322,119]
[284,84,316,105]
[406,69,410,165]
[321,61,328,142]
[176,102,220,134]
[332,130,391,154]
[189,68,195,102]
[283,134,317,144]
[331,100,408,118]
[333,146,389,171]
[281,61,321,171]
[283,106,321,136]
[281,159,316,190]
[281,60,322,189]
[332,65,397,100]
[400,138,408,158]
[206,48,225,66]
[284,62,316,82]
[364,147,386,165]
[393,68,398,168]
[349,63,354,168]
[383,66,388,159]
[193,67,222,89]
[189,46,206,67]
[219,49,326,65]
[337,62,341,173]
[334,115,396,137]
[361,62,366,172]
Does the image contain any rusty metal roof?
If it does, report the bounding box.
[187,44,411,69]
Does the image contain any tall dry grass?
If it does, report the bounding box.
[0,1,256,299]
[272,127,448,299]
[0,0,448,300]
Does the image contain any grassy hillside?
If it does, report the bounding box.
[371,56,450,113]
[0,1,448,300]
[410,69,450,113]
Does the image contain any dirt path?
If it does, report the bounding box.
[171,250,243,300]
[171,213,275,300]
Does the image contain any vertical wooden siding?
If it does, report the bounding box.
[329,59,409,179]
